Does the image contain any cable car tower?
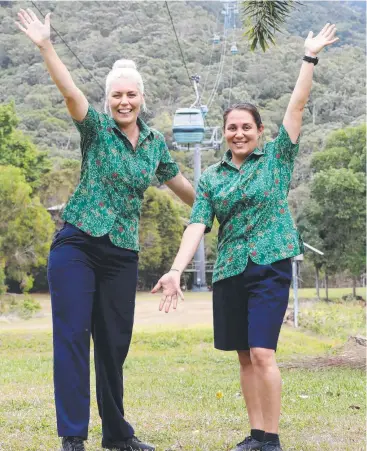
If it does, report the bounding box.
[172,75,221,291]
[221,0,239,31]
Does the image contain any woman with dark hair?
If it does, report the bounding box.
[153,24,338,451]
[15,8,195,451]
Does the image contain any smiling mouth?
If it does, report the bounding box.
[117,109,132,114]
[233,141,249,146]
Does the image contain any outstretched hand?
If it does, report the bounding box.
[304,23,339,56]
[15,8,51,48]
[151,271,184,313]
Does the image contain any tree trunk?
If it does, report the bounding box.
[315,265,320,300]
[352,276,357,298]
[325,271,329,301]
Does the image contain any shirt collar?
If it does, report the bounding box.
[220,147,264,167]
[108,115,153,145]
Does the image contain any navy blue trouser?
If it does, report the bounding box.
[47,223,138,446]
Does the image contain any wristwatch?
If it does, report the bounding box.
[303,55,319,65]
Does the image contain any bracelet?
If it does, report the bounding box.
[170,268,181,273]
[303,55,318,65]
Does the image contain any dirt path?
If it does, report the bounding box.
[0,293,215,331]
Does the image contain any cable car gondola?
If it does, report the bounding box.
[172,108,205,144]
[200,105,208,117]
[230,43,238,55]
[212,33,220,44]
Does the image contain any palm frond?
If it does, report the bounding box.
[242,1,301,52]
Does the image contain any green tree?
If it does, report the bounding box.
[0,165,55,292]
[37,158,80,207]
[156,189,184,274]
[298,202,329,300]
[311,124,366,173]
[303,124,366,298]
[139,188,163,279]
[139,187,184,288]
[0,102,51,189]
[309,169,365,298]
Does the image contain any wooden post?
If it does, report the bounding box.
[315,265,320,300]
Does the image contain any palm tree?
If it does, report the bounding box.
[242,1,300,52]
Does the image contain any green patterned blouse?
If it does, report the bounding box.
[189,125,304,283]
[62,104,179,251]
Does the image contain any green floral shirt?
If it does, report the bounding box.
[62,104,179,251]
[189,125,304,283]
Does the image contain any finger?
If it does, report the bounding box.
[172,294,178,310]
[159,296,166,311]
[151,281,162,293]
[307,31,313,39]
[327,37,339,45]
[26,8,38,21]
[19,9,32,24]
[45,12,51,27]
[325,24,336,39]
[165,296,172,313]
[178,288,185,301]
[325,25,337,39]
[17,12,30,28]
[14,21,27,33]
[320,23,330,35]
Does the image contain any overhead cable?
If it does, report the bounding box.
[30,1,104,92]
[164,1,194,92]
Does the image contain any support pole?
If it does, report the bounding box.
[192,143,207,291]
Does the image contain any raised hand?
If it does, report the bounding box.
[151,271,184,313]
[15,8,51,48]
[304,23,339,57]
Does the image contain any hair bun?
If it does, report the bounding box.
[112,59,137,70]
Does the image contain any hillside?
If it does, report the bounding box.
[0,1,365,188]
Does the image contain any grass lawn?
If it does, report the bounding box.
[0,324,365,451]
[0,288,365,450]
[289,287,365,301]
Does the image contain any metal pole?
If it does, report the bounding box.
[292,258,299,328]
[192,143,207,291]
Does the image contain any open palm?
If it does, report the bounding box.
[151,272,184,313]
[15,8,51,47]
[305,23,339,56]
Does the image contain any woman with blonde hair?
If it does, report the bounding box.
[16,8,195,451]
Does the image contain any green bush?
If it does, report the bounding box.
[299,301,365,341]
[0,294,41,319]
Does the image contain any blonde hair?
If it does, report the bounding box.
[104,59,146,114]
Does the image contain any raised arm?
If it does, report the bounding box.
[283,23,338,143]
[15,8,88,121]
[151,223,206,312]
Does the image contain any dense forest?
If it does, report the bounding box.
[0,1,365,293]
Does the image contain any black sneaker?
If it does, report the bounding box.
[61,437,85,451]
[261,442,283,451]
[105,435,155,451]
[231,436,263,450]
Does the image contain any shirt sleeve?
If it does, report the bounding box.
[272,124,300,164]
[155,141,180,184]
[72,104,101,157]
[189,175,215,234]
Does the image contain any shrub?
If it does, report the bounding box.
[0,293,41,319]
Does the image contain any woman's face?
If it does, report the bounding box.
[108,78,144,128]
[224,109,264,164]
